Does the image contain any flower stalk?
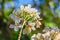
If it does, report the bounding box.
[18,20,26,40]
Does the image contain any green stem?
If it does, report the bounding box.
[18,20,26,40]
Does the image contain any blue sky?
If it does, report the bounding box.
[18,0,33,5]
[4,0,34,8]
[2,0,59,10]
[4,0,45,8]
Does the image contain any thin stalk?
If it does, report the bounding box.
[18,20,26,40]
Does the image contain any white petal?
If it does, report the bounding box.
[31,34,36,38]
[51,30,55,33]
[42,34,45,38]
[54,34,60,40]
[28,22,35,27]
[36,12,40,15]
[25,6,28,10]
[15,18,21,24]
[20,5,24,10]
[10,14,21,24]
[31,39,34,40]
[28,4,31,8]
[31,26,36,30]
[49,37,51,40]
[10,14,15,20]
[10,14,18,22]
[36,25,40,28]
[37,33,41,39]
[36,14,40,18]
[9,24,14,28]
[23,28,31,35]
[43,27,50,32]
[31,34,36,40]
[14,26,19,31]
[44,31,50,36]
[51,26,59,31]
[36,33,41,39]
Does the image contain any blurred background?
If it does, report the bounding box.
[0,0,60,40]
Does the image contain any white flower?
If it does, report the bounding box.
[10,14,21,24]
[31,8,37,12]
[54,34,60,40]
[23,22,36,35]
[9,24,21,31]
[23,25,32,35]
[20,5,24,10]
[31,33,44,40]
[42,34,45,38]
[15,8,21,14]
[28,22,35,27]
[24,6,31,13]
[28,4,31,8]
[43,31,51,40]
[9,24,14,28]
[50,30,55,33]
[51,27,60,31]
[36,20,41,28]
[42,31,51,40]
[43,27,50,32]
[28,22,36,30]
[9,4,41,32]
[36,12,40,15]
[35,12,40,19]
[36,14,40,19]
[14,26,19,31]
[31,26,36,30]
[31,34,37,40]
[24,4,31,10]
[36,33,42,39]
[44,31,50,37]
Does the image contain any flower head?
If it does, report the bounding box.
[31,33,44,40]
[9,4,41,34]
[54,34,60,40]
[31,27,60,40]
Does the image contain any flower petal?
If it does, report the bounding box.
[23,27,31,35]
[9,24,14,28]
[31,26,36,30]
[14,26,19,31]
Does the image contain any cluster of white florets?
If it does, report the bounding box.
[31,27,60,40]
[9,4,41,34]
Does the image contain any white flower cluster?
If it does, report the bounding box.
[9,4,41,34]
[43,27,60,32]
[31,27,60,40]
[31,32,50,40]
